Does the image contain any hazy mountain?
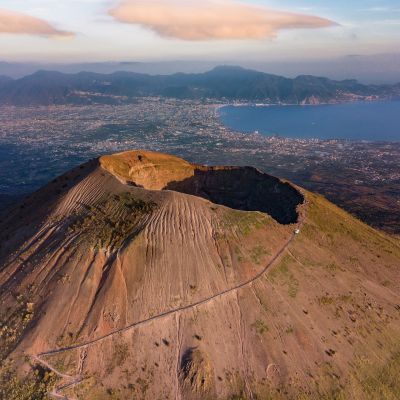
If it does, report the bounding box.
[2,54,400,84]
[0,60,217,79]
[0,75,12,85]
[0,150,399,399]
[0,66,398,106]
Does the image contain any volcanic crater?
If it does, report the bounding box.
[0,150,399,400]
[100,150,304,224]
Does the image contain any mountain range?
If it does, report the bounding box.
[0,151,399,399]
[2,55,400,83]
[0,66,399,106]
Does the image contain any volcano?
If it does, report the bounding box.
[0,151,399,400]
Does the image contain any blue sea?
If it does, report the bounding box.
[219,101,400,141]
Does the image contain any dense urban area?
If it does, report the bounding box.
[1,98,399,234]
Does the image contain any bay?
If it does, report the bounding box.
[219,101,400,141]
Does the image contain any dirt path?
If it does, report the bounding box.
[31,205,306,399]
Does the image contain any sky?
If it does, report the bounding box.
[0,0,399,63]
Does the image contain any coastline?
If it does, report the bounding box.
[216,100,400,142]
[216,96,398,110]
[213,97,399,120]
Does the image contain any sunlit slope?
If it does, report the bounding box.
[0,151,398,400]
[100,150,196,190]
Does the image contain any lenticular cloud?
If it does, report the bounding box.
[110,0,336,41]
[0,8,72,37]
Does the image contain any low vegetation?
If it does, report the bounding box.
[354,350,400,399]
[0,363,57,400]
[107,342,130,375]
[303,193,400,260]
[250,245,269,265]
[69,192,157,249]
[222,210,269,236]
[0,294,34,361]
[268,255,299,298]
[252,319,269,335]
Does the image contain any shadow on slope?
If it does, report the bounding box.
[165,167,304,225]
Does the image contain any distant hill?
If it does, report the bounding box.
[0,151,399,399]
[0,66,398,105]
[0,75,12,85]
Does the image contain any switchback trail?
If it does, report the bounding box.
[31,203,306,399]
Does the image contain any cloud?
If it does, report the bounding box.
[110,0,337,41]
[0,8,73,37]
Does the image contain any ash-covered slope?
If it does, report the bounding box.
[0,151,399,400]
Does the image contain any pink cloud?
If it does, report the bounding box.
[0,8,73,37]
[110,0,337,41]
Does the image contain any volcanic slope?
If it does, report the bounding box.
[0,150,399,400]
